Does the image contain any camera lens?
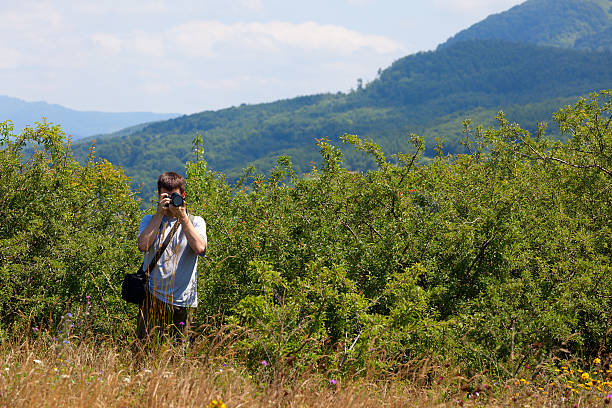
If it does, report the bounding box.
[170,192,184,207]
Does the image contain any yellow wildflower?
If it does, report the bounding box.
[581,372,590,380]
[594,358,601,365]
[206,400,227,408]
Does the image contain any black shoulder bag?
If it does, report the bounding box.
[122,220,180,304]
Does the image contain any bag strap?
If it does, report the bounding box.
[141,219,181,276]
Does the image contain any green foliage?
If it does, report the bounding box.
[71,40,612,198]
[441,0,612,50]
[183,91,611,375]
[0,120,142,338]
[2,91,610,379]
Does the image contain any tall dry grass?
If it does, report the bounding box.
[0,324,609,407]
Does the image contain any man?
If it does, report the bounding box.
[136,172,207,343]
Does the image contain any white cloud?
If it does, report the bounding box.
[169,20,405,59]
[78,0,264,16]
[0,2,65,35]
[432,0,524,14]
[91,33,122,54]
[170,21,230,58]
[127,31,165,57]
[91,31,164,57]
[195,74,280,92]
[0,47,25,69]
[142,81,172,95]
[77,0,168,15]
[240,0,264,10]
[344,0,373,5]
[0,2,425,112]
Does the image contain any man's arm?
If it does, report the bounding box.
[166,203,207,255]
[178,212,207,255]
[137,197,170,252]
[137,212,164,252]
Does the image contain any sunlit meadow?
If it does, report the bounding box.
[2,93,612,407]
[1,312,611,407]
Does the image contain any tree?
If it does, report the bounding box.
[0,120,142,337]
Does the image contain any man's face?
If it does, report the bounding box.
[159,187,183,199]
[158,187,185,208]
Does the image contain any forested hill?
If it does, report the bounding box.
[72,38,612,197]
[440,0,612,50]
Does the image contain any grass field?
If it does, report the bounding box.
[2,323,611,408]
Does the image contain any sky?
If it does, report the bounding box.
[1,0,525,114]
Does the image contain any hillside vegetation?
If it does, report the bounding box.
[73,40,612,198]
[440,0,612,50]
[2,92,611,389]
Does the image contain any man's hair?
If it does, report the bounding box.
[157,172,185,194]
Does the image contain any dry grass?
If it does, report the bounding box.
[1,328,610,408]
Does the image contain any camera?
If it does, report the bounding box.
[167,192,185,207]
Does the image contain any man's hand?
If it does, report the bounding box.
[166,201,187,221]
[156,193,172,217]
[158,193,188,219]
[139,189,191,253]
[163,196,205,254]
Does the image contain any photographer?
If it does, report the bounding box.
[136,172,207,344]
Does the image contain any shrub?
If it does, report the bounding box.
[0,120,142,338]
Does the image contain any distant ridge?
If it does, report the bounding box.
[71,39,612,197]
[0,95,179,140]
[439,0,612,50]
[68,0,612,197]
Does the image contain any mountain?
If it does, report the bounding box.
[71,39,612,198]
[0,95,179,140]
[67,0,612,198]
[575,25,612,50]
[440,0,612,50]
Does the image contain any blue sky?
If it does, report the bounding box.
[1,0,525,114]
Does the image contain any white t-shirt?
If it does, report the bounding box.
[138,214,207,307]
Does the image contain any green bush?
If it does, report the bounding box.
[2,92,610,378]
[0,120,142,338]
[186,91,611,374]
